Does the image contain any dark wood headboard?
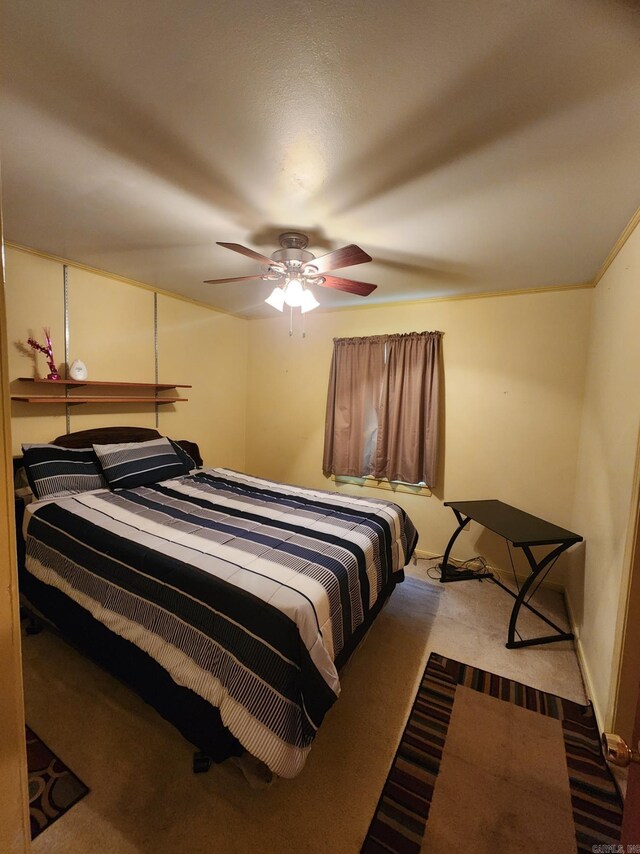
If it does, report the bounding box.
[52,426,203,466]
[15,426,203,471]
[52,426,163,448]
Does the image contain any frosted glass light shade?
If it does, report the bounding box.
[265,280,321,314]
[283,278,303,307]
[265,286,286,311]
[300,289,320,313]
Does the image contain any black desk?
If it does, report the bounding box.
[440,500,583,649]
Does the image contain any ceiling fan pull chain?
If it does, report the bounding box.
[289,305,293,337]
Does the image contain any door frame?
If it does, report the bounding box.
[0,204,30,848]
[611,421,640,742]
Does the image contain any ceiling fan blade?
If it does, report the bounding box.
[203,275,268,284]
[216,242,284,269]
[317,275,377,296]
[303,244,372,275]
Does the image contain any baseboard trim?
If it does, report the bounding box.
[563,590,604,731]
[413,548,564,593]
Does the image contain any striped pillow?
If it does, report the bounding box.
[168,439,198,471]
[93,437,189,489]
[21,444,108,500]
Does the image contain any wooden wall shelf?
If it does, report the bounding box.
[12,396,188,405]
[11,378,190,406]
[17,377,191,390]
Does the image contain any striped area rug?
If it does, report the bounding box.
[362,653,623,853]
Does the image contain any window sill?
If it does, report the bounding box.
[330,474,432,497]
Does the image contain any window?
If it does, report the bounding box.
[322,331,443,487]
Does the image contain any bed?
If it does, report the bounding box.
[15,427,418,779]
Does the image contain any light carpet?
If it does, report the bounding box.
[23,565,589,853]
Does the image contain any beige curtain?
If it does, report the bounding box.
[322,335,387,477]
[373,332,443,485]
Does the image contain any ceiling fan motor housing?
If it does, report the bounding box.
[269,232,317,273]
[270,247,315,267]
[278,231,309,250]
[271,232,315,270]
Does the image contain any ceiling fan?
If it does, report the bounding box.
[204,231,377,313]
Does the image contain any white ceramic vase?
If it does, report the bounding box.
[69,359,88,381]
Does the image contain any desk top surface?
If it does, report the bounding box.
[444,499,583,547]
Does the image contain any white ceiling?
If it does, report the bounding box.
[2,0,639,317]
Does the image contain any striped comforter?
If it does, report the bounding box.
[24,468,418,777]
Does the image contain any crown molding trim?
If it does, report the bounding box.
[593,204,640,287]
[310,280,594,317]
[6,240,597,322]
[5,242,235,318]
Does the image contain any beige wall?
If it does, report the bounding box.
[246,289,593,580]
[156,294,247,468]
[6,249,67,445]
[5,246,247,468]
[567,220,640,730]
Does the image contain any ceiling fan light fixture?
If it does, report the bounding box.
[300,289,320,314]
[283,277,304,307]
[265,286,286,311]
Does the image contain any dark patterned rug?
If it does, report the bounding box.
[27,726,89,839]
[362,653,623,853]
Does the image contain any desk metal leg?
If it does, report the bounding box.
[501,543,575,649]
[440,509,482,582]
[440,507,576,648]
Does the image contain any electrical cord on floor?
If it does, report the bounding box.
[460,555,492,577]
[425,559,443,580]
[419,554,493,581]
[410,553,443,580]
